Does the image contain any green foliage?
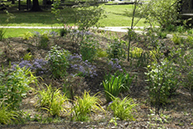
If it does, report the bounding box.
[176,25,186,33]
[52,0,104,31]
[171,34,184,45]
[145,59,179,107]
[156,31,167,39]
[106,38,126,60]
[0,11,15,41]
[0,29,6,41]
[96,48,108,58]
[0,102,21,125]
[140,0,179,29]
[47,45,70,78]
[39,33,49,49]
[59,28,68,37]
[37,85,68,117]
[107,97,137,120]
[103,70,133,102]
[20,32,33,40]
[23,52,33,61]
[0,66,37,109]
[80,35,99,62]
[74,3,105,30]
[72,91,104,121]
[130,47,143,58]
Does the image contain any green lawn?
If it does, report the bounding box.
[0,4,150,27]
[3,28,59,38]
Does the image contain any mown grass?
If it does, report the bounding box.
[0,5,149,27]
[3,28,59,38]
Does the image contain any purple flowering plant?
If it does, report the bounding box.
[12,58,48,75]
[108,58,122,72]
[68,54,98,78]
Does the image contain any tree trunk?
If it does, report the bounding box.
[31,0,42,11]
[11,0,15,4]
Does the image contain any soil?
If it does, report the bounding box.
[0,31,193,129]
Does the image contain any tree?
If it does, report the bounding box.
[30,0,42,11]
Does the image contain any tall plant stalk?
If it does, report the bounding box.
[127,0,139,62]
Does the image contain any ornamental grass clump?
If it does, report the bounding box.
[72,91,104,121]
[36,85,68,117]
[103,70,133,103]
[108,97,137,121]
[0,102,21,125]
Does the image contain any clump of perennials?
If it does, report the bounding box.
[12,59,48,75]
[68,54,98,78]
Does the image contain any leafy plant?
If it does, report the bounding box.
[145,59,179,113]
[171,34,184,45]
[108,97,137,120]
[72,91,104,121]
[20,32,33,40]
[12,59,48,75]
[37,85,68,117]
[0,102,21,125]
[68,54,98,78]
[39,33,49,49]
[106,38,126,60]
[103,70,133,102]
[23,52,33,61]
[0,66,37,109]
[80,35,99,62]
[0,29,6,41]
[47,45,70,78]
[130,47,143,58]
[0,10,15,41]
[96,48,108,58]
[139,0,179,29]
[52,0,105,31]
[108,58,122,72]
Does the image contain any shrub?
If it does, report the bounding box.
[52,0,105,31]
[145,59,179,108]
[108,97,137,120]
[139,0,179,29]
[47,45,70,78]
[39,33,49,49]
[72,91,104,121]
[106,38,126,60]
[0,66,37,109]
[80,35,99,62]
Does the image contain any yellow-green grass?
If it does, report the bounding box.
[3,28,59,38]
[0,5,151,27]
